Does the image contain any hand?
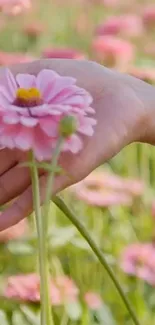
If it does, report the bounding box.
[0,59,154,230]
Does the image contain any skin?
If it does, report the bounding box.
[0,58,154,230]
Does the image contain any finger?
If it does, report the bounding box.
[0,148,18,176]
[0,165,31,205]
[0,173,72,230]
[8,59,114,95]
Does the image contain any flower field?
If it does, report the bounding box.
[1,0,155,324]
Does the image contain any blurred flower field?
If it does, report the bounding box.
[1,0,155,324]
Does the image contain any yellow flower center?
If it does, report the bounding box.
[16,87,41,101]
[15,88,42,107]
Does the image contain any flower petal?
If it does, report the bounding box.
[63,134,83,154]
[0,86,13,103]
[6,69,17,98]
[48,104,71,115]
[3,114,19,125]
[47,85,78,104]
[33,126,53,161]
[10,105,30,116]
[40,117,58,137]
[78,117,97,136]
[14,127,34,150]
[44,77,76,103]
[0,135,15,149]
[20,116,38,127]
[36,69,59,96]
[16,74,36,89]
[30,104,52,116]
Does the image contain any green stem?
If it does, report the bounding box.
[53,196,140,325]
[43,137,64,234]
[30,152,54,325]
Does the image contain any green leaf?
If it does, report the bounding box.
[136,58,155,68]
[95,305,117,325]
[0,310,9,325]
[7,242,34,255]
[71,237,91,250]
[49,226,76,247]
[19,161,63,174]
[12,311,29,325]
[65,301,82,321]
[20,306,40,325]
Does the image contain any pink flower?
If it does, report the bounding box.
[42,48,86,60]
[69,171,144,207]
[129,67,155,84]
[92,36,135,68]
[0,219,27,242]
[84,292,102,310]
[0,52,36,66]
[142,5,155,27]
[4,274,79,305]
[23,22,44,38]
[103,0,120,7]
[0,0,31,15]
[120,243,155,285]
[0,69,96,160]
[55,276,79,303]
[96,15,143,38]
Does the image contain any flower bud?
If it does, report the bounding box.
[59,115,78,137]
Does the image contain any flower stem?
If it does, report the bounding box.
[30,152,54,325]
[53,196,140,325]
[43,137,64,234]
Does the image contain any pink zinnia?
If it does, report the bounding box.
[0,69,96,160]
[120,243,155,285]
[69,171,144,207]
[42,48,86,60]
[96,15,143,38]
[84,292,102,310]
[23,22,44,38]
[92,36,135,68]
[129,67,155,84]
[0,52,36,66]
[142,5,155,27]
[0,0,31,15]
[4,274,79,305]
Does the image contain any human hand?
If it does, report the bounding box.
[0,59,154,230]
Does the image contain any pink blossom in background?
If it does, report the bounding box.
[4,274,79,305]
[103,0,120,7]
[129,67,155,84]
[142,5,155,28]
[96,15,143,38]
[0,0,31,15]
[0,52,36,66]
[84,292,102,310]
[120,243,155,285]
[69,170,144,207]
[55,276,79,303]
[0,69,96,160]
[0,219,27,242]
[23,22,44,38]
[42,48,86,60]
[92,36,135,69]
